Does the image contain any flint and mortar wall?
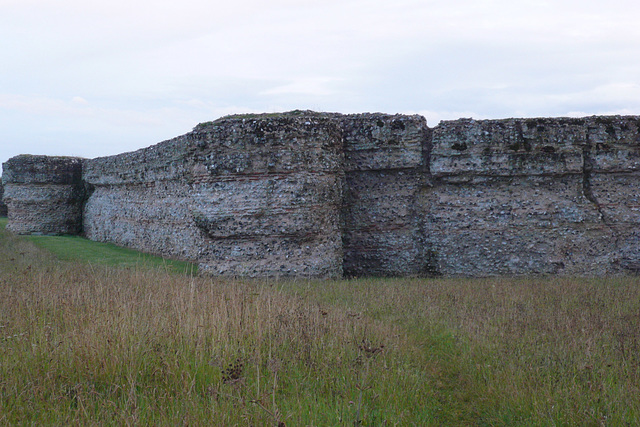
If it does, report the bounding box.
[0,181,7,216]
[2,112,639,277]
[340,114,430,276]
[82,113,345,278]
[423,116,640,276]
[2,155,84,234]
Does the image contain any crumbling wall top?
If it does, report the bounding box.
[430,115,640,179]
[2,155,84,185]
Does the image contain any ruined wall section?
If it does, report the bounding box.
[422,116,640,276]
[3,112,639,278]
[341,114,431,276]
[2,155,84,234]
[587,117,640,273]
[83,135,199,260]
[0,180,7,216]
[83,112,345,278]
[186,114,345,277]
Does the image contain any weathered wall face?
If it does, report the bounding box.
[83,112,345,278]
[422,116,640,276]
[82,138,203,263]
[3,112,639,277]
[0,180,7,216]
[2,155,84,234]
[587,117,640,274]
[340,114,430,276]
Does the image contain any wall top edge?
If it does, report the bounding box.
[5,112,640,167]
[3,154,86,162]
[436,114,640,125]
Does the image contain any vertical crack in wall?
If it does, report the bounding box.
[582,129,608,224]
[581,125,623,270]
[421,123,434,178]
[515,121,532,152]
[416,122,440,276]
[337,121,349,278]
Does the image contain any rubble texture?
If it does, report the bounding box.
[82,113,345,278]
[424,116,640,276]
[0,181,7,216]
[2,155,84,235]
[340,114,429,277]
[2,112,639,277]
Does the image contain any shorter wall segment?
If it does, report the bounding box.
[2,112,639,277]
[2,155,84,235]
[82,112,346,278]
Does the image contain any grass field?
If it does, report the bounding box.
[0,217,639,425]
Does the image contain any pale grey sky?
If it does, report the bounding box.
[2,0,640,164]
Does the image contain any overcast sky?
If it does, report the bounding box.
[2,0,640,165]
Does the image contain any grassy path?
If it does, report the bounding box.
[0,217,196,274]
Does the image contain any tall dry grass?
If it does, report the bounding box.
[291,275,640,424]
[1,223,639,425]
[0,230,415,425]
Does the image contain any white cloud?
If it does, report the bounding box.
[260,78,341,96]
[71,96,90,106]
[0,94,161,126]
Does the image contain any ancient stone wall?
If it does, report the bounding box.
[83,113,345,278]
[2,155,85,234]
[2,112,639,277]
[0,180,7,216]
[422,116,640,276]
[340,113,430,276]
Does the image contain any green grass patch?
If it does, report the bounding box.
[26,234,197,275]
[1,216,196,274]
